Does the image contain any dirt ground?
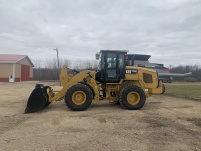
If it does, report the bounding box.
[0,81,201,151]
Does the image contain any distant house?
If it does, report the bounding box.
[0,54,34,82]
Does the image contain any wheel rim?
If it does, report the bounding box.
[72,91,86,105]
[127,92,140,105]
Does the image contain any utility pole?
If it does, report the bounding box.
[54,48,60,85]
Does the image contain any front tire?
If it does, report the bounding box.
[65,83,93,111]
[119,85,146,110]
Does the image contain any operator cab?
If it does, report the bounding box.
[95,50,128,83]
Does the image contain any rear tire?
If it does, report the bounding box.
[119,85,146,110]
[65,83,93,111]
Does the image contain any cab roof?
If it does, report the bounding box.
[100,50,129,53]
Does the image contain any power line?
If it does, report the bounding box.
[0,35,53,48]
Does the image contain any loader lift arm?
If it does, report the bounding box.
[25,65,99,113]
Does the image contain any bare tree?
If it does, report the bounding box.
[33,57,201,82]
[170,65,201,82]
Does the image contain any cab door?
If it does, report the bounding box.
[105,52,125,82]
[106,53,117,79]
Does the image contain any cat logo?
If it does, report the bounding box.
[126,69,138,74]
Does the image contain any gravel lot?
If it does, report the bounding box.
[0,81,201,151]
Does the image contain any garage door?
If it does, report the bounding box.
[21,65,30,81]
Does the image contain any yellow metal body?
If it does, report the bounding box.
[46,65,100,102]
[46,65,162,103]
[124,66,163,96]
[127,92,140,105]
[72,91,86,105]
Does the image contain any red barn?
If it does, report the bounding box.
[0,54,34,82]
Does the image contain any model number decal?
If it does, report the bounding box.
[126,69,138,74]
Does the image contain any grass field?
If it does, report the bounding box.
[165,83,201,101]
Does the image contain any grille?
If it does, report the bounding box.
[143,73,153,83]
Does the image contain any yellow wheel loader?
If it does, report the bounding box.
[25,50,163,113]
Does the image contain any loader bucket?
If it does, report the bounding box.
[25,84,50,113]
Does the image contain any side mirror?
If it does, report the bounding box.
[96,53,100,60]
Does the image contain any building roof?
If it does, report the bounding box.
[0,54,34,67]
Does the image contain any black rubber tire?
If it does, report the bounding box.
[161,84,166,94]
[65,83,93,111]
[78,82,95,99]
[119,85,146,110]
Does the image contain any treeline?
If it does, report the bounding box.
[33,58,201,82]
[33,58,97,80]
[169,65,201,82]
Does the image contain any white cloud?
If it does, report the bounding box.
[0,0,201,67]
